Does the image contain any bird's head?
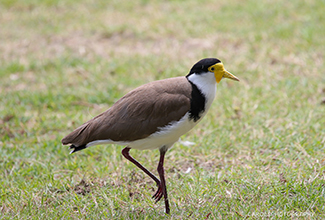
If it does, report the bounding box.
[186,58,239,83]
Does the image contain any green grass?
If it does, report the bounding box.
[1,0,325,219]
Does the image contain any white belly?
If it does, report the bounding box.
[86,112,198,150]
[128,112,198,150]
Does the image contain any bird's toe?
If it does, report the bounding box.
[152,185,163,203]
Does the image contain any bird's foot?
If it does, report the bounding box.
[152,184,163,203]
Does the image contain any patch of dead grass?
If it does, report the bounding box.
[0,30,248,64]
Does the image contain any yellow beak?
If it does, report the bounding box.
[210,63,240,83]
[223,70,240,82]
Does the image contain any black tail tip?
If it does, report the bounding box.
[69,144,87,154]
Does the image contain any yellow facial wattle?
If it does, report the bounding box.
[208,63,239,83]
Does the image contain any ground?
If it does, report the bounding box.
[1,0,325,219]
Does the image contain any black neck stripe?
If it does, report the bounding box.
[188,81,206,122]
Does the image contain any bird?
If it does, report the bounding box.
[61,58,239,214]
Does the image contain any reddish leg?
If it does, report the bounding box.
[157,148,170,214]
[121,147,170,214]
[122,147,160,186]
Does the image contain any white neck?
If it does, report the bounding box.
[187,72,217,114]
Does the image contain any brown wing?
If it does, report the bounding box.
[61,77,192,147]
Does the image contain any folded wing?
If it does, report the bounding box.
[61,77,192,147]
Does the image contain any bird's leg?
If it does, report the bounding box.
[121,147,170,214]
[156,148,170,214]
[121,147,161,194]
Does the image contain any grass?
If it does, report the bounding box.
[1,0,325,219]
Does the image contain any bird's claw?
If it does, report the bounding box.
[152,184,163,203]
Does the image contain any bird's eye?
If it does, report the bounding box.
[211,67,215,71]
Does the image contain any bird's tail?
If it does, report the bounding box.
[69,144,87,154]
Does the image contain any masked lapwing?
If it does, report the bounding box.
[62,58,239,214]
